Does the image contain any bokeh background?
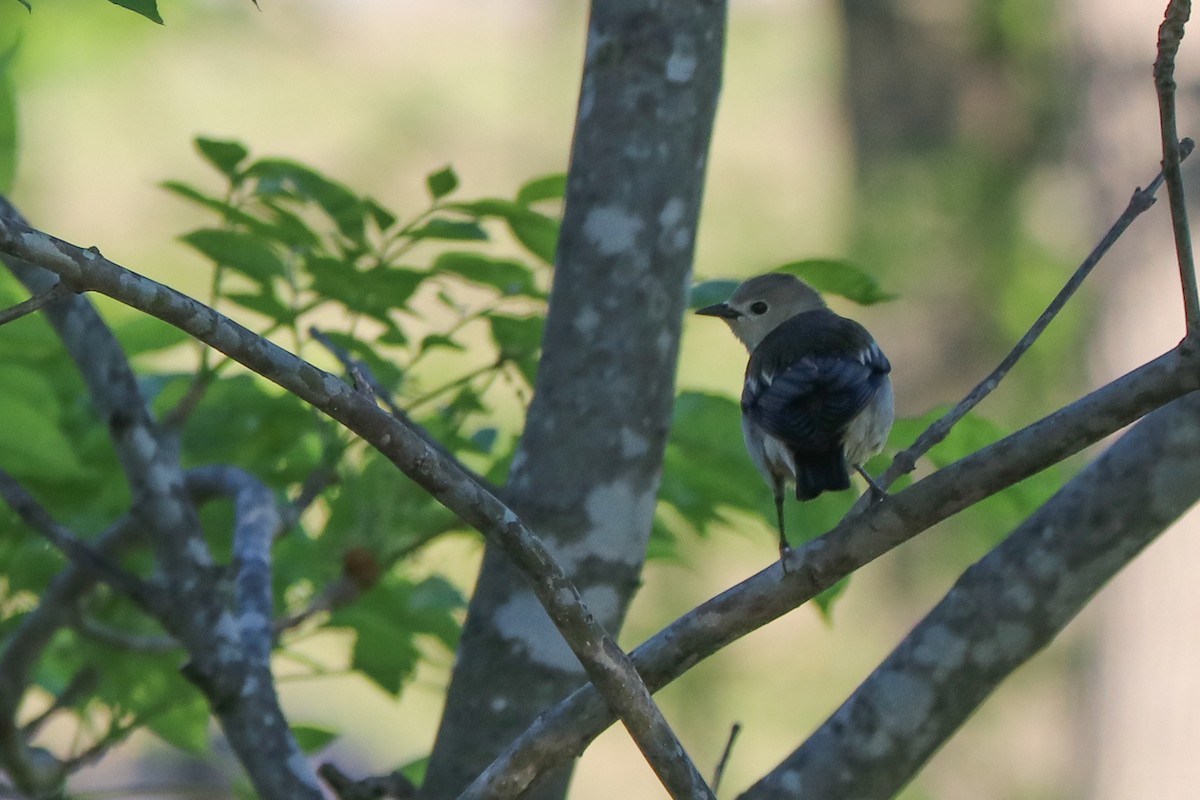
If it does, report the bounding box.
[3,0,1199,797]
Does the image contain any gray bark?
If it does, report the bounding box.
[423,1,727,797]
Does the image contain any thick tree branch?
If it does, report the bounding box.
[1155,0,1200,335]
[0,213,708,800]
[464,345,1200,798]
[740,391,1200,799]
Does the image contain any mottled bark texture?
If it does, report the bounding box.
[423,1,727,797]
[739,391,1200,799]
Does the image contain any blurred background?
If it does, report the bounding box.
[2,0,1199,797]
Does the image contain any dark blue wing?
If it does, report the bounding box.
[745,354,881,451]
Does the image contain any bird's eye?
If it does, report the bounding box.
[749,301,769,315]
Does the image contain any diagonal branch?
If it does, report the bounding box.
[1154,0,1200,336]
[739,391,1200,799]
[879,141,1193,491]
[0,280,72,327]
[0,213,713,800]
[462,344,1200,799]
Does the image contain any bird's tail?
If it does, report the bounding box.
[794,449,851,500]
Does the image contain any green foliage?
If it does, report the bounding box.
[105,0,162,24]
[689,258,895,310]
[0,45,16,193]
[291,724,339,755]
[0,139,560,766]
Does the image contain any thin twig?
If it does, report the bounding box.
[712,722,741,795]
[0,281,72,327]
[1155,0,1200,336]
[20,669,98,738]
[74,617,178,653]
[876,141,1195,491]
[0,469,158,607]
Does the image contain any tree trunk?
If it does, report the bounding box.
[423,2,727,797]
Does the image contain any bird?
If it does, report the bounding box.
[696,272,894,559]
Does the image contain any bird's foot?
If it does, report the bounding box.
[855,465,888,501]
[778,543,792,574]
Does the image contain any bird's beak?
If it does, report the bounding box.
[695,303,740,319]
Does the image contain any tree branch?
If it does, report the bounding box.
[739,390,1200,798]
[186,465,283,666]
[1154,0,1200,336]
[463,344,1200,798]
[0,212,710,800]
[879,140,1193,491]
[0,280,72,327]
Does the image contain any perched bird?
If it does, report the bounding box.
[696,273,894,558]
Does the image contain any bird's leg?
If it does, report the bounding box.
[773,485,791,571]
[855,465,887,501]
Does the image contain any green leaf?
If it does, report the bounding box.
[445,199,559,263]
[486,313,543,385]
[181,228,287,286]
[365,198,397,232]
[291,724,339,755]
[516,173,567,205]
[426,166,459,200]
[334,606,420,696]
[0,394,88,480]
[225,290,298,326]
[107,0,162,23]
[419,333,465,355]
[432,251,542,297]
[660,392,765,529]
[688,280,739,310]
[407,219,488,242]
[195,137,249,181]
[401,757,429,787]
[144,689,210,754]
[306,258,424,323]
[247,159,366,242]
[12,0,31,11]
[261,200,322,250]
[114,315,192,357]
[777,259,896,305]
[505,208,559,264]
[160,181,266,231]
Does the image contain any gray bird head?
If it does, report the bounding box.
[696,273,826,352]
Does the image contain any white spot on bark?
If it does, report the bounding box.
[583,207,643,256]
[580,584,621,624]
[911,625,966,678]
[873,670,933,735]
[575,305,600,337]
[493,593,578,672]
[620,428,649,459]
[659,197,685,227]
[665,39,697,83]
[556,479,656,568]
[324,373,345,396]
[490,695,508,713]
[492,583,625,671]
[186,537,213,566]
